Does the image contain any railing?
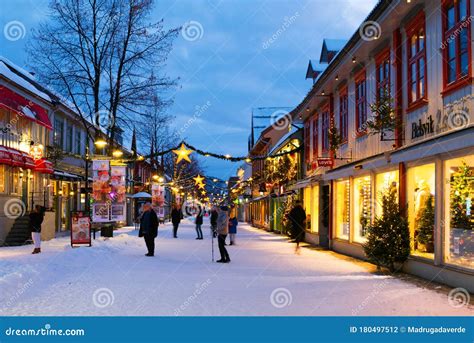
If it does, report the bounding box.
[29,191,51,211]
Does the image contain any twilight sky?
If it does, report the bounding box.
[0,0,377,179]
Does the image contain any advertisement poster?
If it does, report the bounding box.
[110,166,126,221]
[152,184,165,206]
[93,203,110,223]
[92,160,111,222]
[71,212,91,246]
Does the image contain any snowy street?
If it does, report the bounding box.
[0,218,472,316]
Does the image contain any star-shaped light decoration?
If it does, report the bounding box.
[193,174,205,185]
[198,182,206,190]
[173,143,193,163]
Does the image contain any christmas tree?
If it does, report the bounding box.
[450,161,474,230]
[416,194,435,252]
[363,185,410,272]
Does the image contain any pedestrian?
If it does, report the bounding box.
[210,205,218,236]
[195,210,204,240]
[228,208,238,245]
[288,200,306,254]
[171,204,181,238]
[216,205,230,263]
[29,205,45,254]
[139,203,159,256]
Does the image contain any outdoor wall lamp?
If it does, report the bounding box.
[354,164,363,170]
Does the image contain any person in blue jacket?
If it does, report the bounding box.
[228,208,238,245]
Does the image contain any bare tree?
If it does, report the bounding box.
[28,0,179,147]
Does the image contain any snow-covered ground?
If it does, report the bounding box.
[0,218,472,316]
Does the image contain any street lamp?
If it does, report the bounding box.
[112,149,123,158]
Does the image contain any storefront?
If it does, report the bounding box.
[249,196,269,230]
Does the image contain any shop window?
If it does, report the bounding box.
[339,87,348,143]
[353,175,372,243]
[406,11,427,107]
[444,155,474,269]
[11,168,21,194]
[442,0,471,90]
[311,185,319,233]
[304,187,312,232]
[335,179,350,239]
[0,165,5,193]
[407,164,435,259]
[355,71,367,134]
[375,170,399,217]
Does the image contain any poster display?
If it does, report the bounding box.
[92,160,111,223]
[71,212,91,246]
[110,166,126,221]
[152,184,165,220]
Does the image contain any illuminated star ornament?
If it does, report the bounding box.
[173,143,193,163]
[193,174,205,185]
[198,182,206,190]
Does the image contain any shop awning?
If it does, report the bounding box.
[0,86,52,129]
[0,146,10,164]
[287,175,322,190]
[52,170,83,181]
[0,146,35,169]
[34,159,54,174]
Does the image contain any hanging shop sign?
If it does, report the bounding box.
[71,211,91,247]
[110,165,126,222]
[29,143,44,160]
[317,158,334,167]
[411,115,434,140]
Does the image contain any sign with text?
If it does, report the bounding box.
[71,212,91,246]
[317,158,334,167]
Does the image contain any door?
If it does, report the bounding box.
[319,185,330,247]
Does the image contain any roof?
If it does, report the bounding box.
[305,60,328,80]
[319,39,348,63]
[249,107,293,151]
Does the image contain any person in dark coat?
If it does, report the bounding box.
[228,208,238,245]
[210,206,218,237]
[171,204,181,238]
[288,200,306,254]
[195,211,204,240]
[139,203,159,256]
[216,205,230,263]
[29,205,45,254]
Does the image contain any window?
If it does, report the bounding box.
[335,179,350,239]
[0,165,5,193]
[321,109,330,152]
[339,87,348,142]
[407,163,435,259]
[375,170,399,217]
[444,155,473,269]
[312,116,319,159]
[354,175,372,243]
[376,49,390,101]
[442,0,471,91]
[406,11,427,106]
[355,71,367,134]
[54,118,64,147]
[304,121,311,163]
[75,130,82,154]
[66,125,73,152]
[11,168,21,194]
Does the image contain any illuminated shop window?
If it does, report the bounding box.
[311,186,319,233]
[304,187,312,232]
[353,175,372,243]
[335,179,350,239]
[0,165,5,193]
[444,155,474,269]
[375,170,399,217]
[407,164,435,259]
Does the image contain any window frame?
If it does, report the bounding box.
[442,0,472,95]
[405,10,428,111]
[312,115,319,159]
[354,70,367,136]
[304,120,311,163]
[375,47,391,102]
[339,86,348,144]
[321,105,330,153]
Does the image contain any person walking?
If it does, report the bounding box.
[288,200,306,254]
[171,204,181,238]
[29,205,45,254]
[195,211,204,240]
[139,203,159,256]
[228,208,238,245]
[216,205,230,263]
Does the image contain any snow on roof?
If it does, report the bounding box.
[250,107,293,149]
[309,60,327,72]
[323,39,347,52]
[0,58,52,102]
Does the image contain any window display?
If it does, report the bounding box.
[335,179,350,239]
[354,175,372,243]
[407,164,435,258]
[0,165,5,193]
[445,156,473,269]
[375,170,398,217]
